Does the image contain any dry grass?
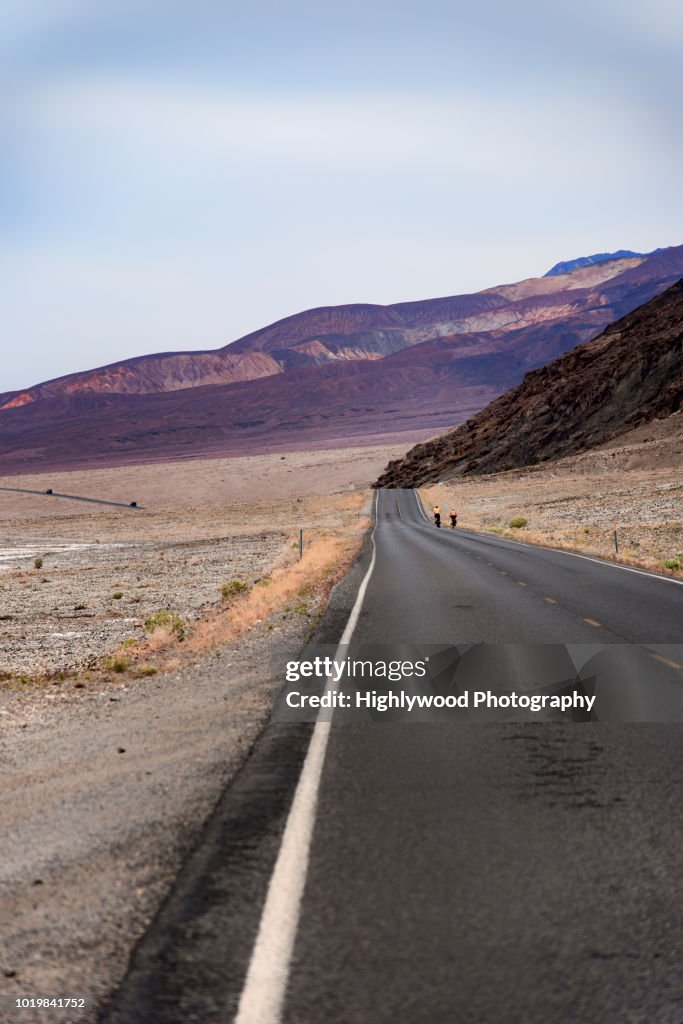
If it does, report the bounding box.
[0,447,379,687]
[188,524,366,651]
[143,625,178,653]
[93,496,370,680]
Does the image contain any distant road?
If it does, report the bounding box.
[0,485,142,509]
[102,488,683,1024]
[356,487,682,646]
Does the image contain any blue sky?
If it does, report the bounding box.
[1,0,681,392]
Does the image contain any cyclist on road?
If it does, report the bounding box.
[433,504,441,528]
[450,509,458,529]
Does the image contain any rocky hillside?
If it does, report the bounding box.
[2,247,682,473]
[376,280,683,487]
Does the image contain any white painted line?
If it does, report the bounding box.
[651,653,682,671]
[443,519,683,586]
[234,489,379,1024]
[413,488,430,523]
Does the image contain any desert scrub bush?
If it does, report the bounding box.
[144,609,185,638]
[34,557,43,569]
[220,579,249,601]
[105,656,129,673]
[509,517,528,529]
[660,558,681,571]
[112,591,123,600]
[135,664,158,677]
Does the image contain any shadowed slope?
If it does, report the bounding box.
[376,280,683,487]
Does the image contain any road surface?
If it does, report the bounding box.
[0,485,142,509]
[102,488,683,1024]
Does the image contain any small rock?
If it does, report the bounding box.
[117,747,126,754]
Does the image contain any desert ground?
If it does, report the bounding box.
[0,443,398,1022]
[422,412,683,576]
[0,443,404,680]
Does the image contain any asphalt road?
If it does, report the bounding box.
[0,485,142,508]
[102,488,683,1024]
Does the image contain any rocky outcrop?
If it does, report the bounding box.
[376,280,683,487]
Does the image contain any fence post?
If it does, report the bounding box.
[614,530,619,554]
[299,528,303,560]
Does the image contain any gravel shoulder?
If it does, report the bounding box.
[0,621,310,1022]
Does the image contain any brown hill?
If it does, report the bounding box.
[2,249,680,411]
[376,280,683,487]
[1,247,682,474]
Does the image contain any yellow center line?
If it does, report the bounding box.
[583,618,602,628]
[544,597,557,604]
[517,581,528,587]
[500,570,508,576]
[651,654,683,671]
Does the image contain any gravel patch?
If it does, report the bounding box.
[0,611,317,1023]
[0,533,285,677]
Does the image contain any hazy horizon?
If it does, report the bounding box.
[2,0,682,392]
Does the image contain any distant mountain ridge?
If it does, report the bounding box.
[1,248,674,411]
[1,245,682,473]
[544,249,647,277]
[376,279,683,487]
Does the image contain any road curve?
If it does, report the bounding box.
[101,488,683,1024]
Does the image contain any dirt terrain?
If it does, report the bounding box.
[0,444,400,680]
[0,445,389,1022]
